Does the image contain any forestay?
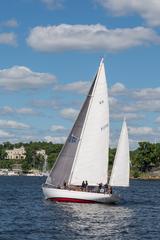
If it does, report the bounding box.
[109,120,130,187]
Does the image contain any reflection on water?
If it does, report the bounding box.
[53,203,134,239]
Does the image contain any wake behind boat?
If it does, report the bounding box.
[42,59,130,204]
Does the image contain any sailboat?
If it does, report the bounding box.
[42,59,130,204]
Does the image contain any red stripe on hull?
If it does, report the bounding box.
[48,197,96,203]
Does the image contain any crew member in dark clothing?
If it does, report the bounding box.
[108,185,112,194]
[81,180,85,191]
[104,183,108,193]
[63,180,67,189]
[85,180,88,191]
[98,183,102,192]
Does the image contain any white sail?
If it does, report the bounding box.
[109,119,130,187]
[69,59,109,186]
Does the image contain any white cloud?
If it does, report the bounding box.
[128,126,154,135]
[108,84,160,113]
[50,124,65,131]
[0,120,30,129]
[0,19,18,28]
[123,100,160,113]
[60,108,79,120]
[1,106,14,114]
[0,106,37,115]
[110,82,126,94]
[16,108,35,114]
[54,81,90,94]
[27,24,160,52]
[44,135,66,143]
[0,130,13,138]
[111,113,144,121]
[0,32,17,46]
[133,87,160,99]
[41,0,64,10]
[31,99,58,109]
[109,96,118,108]
[0,66,56,90]
[96,0,160,26]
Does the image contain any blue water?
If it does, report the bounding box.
[0,177,160,240]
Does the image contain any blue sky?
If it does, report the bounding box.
[0,0,160,148]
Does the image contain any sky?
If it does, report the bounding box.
[0,0,160,149]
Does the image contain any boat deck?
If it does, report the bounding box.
[43,184,112,194]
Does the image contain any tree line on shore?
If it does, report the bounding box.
[0,141,62,173]
[0,141,160,176]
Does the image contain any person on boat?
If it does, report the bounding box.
[104,183,108,193]
[98,183,102,192]
[81,180,85,191]
[63,180,67,189]
[108,185,112,194]
[85,180,88,191]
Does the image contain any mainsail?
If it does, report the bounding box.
[69,60,109,186]
[109,119,130,187]
[46,59,109,187]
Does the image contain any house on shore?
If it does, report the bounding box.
[5,146,47,160]
[5,146,26,160]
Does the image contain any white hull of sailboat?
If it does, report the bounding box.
[42,186,119,204]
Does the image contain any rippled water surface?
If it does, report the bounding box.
[0,176,160,240]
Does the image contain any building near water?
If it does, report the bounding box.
[36,149,47,159]
[5,147,47,161]
[5,146,26,160]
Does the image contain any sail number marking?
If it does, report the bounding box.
[99,100,104,104]
[68,134,79,143]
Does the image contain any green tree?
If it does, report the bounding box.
[109,148,116,167]
[21,160,31,173]
[133,142,156,172]
[3,142,13,149]
[0,148,7,160]
[0,160,12,169]
[47,153,58,169]
[34,154,45,170]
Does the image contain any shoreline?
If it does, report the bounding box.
[0,173,44,177]
[0,168,49,177]
[131,176,160,180]
[0,174,159,179]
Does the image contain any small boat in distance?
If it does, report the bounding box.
[42,59,130,204]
